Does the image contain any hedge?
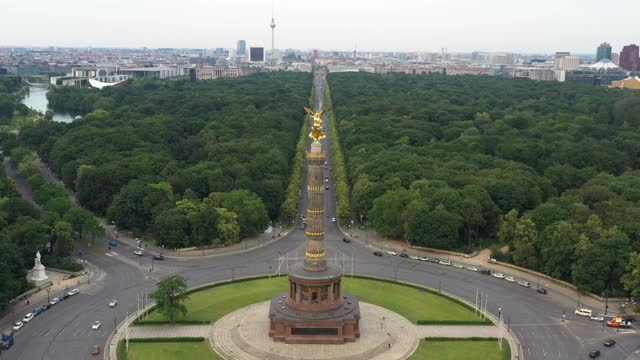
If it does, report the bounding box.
[128,337,205,343]
[323,81,352,225]
[133,319,211,326]
[417,320,492,325]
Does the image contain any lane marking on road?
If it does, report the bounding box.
[111,251,118,256]
[509,323,563,327]
[105,253,113,257]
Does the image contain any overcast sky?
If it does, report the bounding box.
[2,0,638,54]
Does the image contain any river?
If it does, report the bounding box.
[21,86,75,123]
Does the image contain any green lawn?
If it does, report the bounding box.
[120,341,222,360]
[142,276,486,325]
[409,339,510,360]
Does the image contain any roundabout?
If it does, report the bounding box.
[116,276,511,360]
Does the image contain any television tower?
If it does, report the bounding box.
[269,4,276,59]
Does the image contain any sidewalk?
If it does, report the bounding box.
[415,325,498,338]
[127,324,212,339]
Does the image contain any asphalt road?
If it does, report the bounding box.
[1,72,638,360]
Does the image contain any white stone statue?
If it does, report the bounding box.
[30,251,48,282]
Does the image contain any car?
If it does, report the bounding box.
[325,176,329,182]
[61,293,70,300]
[575,309,593,317]
[517,280,530,288]
[505,276,516,282]
[91,344,100,355]
[438,259,452,266]
[41,304,50,311]
[109,299,118,307]
[109,240,117,246]
[342,238,351,243]
[429,258,440,263]
[299,222,306,230]
[603,339,616,347]
[325,185,329,190]
[409,255,419,260]
[589,350,600,358]
[50,297,60,306]
[331,217,336,223]
[493,272,505,279]
[399,253,409,258]
[453,263,464,269]
[153,254,165,260]
[22,313,34,323]
[134,250,144,256]
[621,315,634,322]
[373,251,383,257]
[589,316,605,322]
[386,250,397,256]
[418,256,429,261]
[68,288,79,296]
[466,266,478,272]
[91,321,101,330]
[13,322,24,331]
[536,288,547,294]
[33,307,43,316]
[479,268,491,275]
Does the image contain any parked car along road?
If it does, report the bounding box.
[134,250,144,256]
[12,322,23,331]
[438,260,452,266]
[67,288,79,296]
[466,266,478,272]
[386,251,397,256]
[492,272,505,279]
[536,288,547,294]
[22,313,34,323]
[373,251,383,257]
[453,263,464,269]
[505,276,516,282]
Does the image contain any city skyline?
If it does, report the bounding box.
[2,0,639,54]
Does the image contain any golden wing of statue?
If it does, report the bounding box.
[304,107,315,117]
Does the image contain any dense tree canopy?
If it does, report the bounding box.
[327,72,640,294]
[17,73,312,246]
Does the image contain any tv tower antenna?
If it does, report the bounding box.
[270,1,276,59]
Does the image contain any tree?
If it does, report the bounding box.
[511,217,540,270]
[621,252,640,300]
[152,207,189,248]
[219,190,269,237]
[369,188,416,238]
[149,275,188,324]
[497,209,519,248]
[216,208,240,245]
[52,221,75,257]
[538,221,579,281]
[405,202,462,249]
[190,203,219,247]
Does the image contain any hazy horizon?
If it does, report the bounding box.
[2,0,639,54]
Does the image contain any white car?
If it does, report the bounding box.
[109,299,118,307]
[409,255,419,260]
[134,250,144,256]
[505,276,516,282]
[331,217,336,223]
[386,251,397,256]
[574,308,593,317]
[466,266,478,272]
[22,313,34,323]
[418,256,429,261]
[91,321,101,330]
[67,288,79,296]
[13,321,24,331]
[439,260,452,266]
[492,272,505,279]
[517,280,531,288]
[589,315,605,322]
[50,297,60,306]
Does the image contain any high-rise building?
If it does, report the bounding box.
[249,47,265,62]
[237,40,246,56]
[619,44,640,71]
[611,53,620,65]
[489,53,515,65]
[596,42,612,62]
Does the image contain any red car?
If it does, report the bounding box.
[91,345,100,355]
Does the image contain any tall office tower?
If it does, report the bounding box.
[619,44,640,71]
[249,47,265,62]
[237,40,246,56]
[596,42,612,62]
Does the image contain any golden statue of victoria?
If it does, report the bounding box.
[305,107,325,142]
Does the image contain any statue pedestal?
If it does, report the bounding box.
[30,264,48,282]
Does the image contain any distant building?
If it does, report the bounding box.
[194,65,246,80]
[50,65,130,87]
[596,42,612,62]
[610,76,640,89]
[565,59,626,86]
[237,40,246,56]
[611,53,620,65]
[489,54,515,65]
[249,47,265,62]
[556,56,580,71]
[119,66,184,79]
[619,44,640,71]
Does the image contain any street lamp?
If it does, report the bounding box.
[46,288,50,303]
